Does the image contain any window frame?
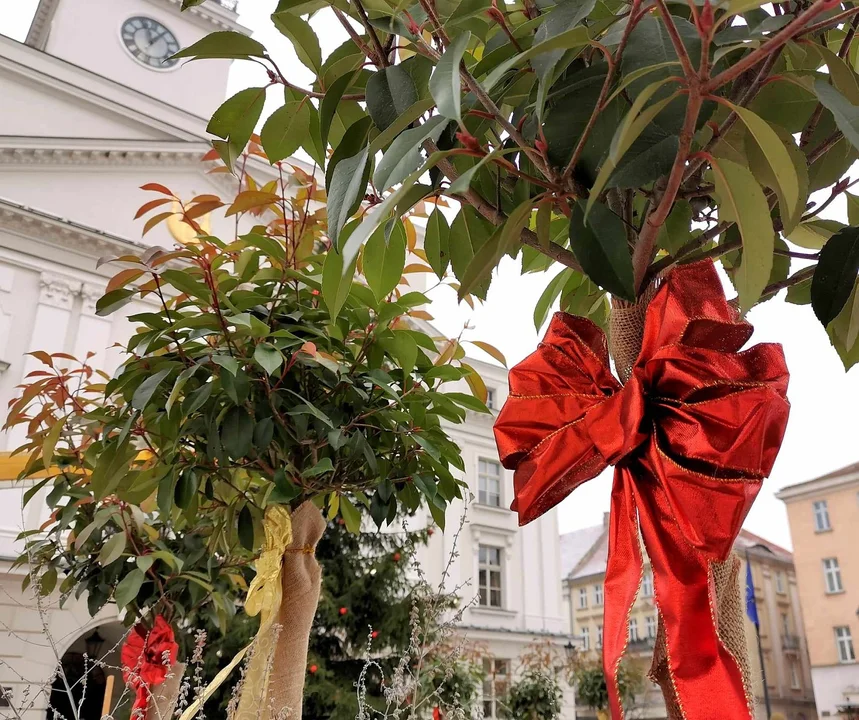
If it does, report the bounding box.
[642,571,654,598]
[581,626,590,651]
[775,570,786,594]
[478,458,503,507]
[578,586,588,609]
[478,545,504,608]
[597,624,603,648]
[813,500,831,532]
[823,557,844,594]
[789,657,801,689]
[835,626,856,664]
[629,618,639,642]
[645,615,657,639]
[486,387,496,410]
[594,583,604,606]
[482,658,509,719]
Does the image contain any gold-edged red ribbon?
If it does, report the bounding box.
[494,260,790,719]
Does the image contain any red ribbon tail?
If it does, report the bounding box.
[602,469,643,719]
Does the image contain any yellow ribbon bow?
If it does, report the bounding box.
[179,505,293,720]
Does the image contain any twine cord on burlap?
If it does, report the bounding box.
[608,285,753,720]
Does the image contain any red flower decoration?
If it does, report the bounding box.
[121,616,178,715]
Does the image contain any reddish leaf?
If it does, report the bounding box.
[185,200,224,220]
[149,250,193,267]
[142,211,175,236]
[201,148,221,162]
[28,351,53,368]
[225,191,280,217]
[140,183,175,196]
[106,268,145,294]
[191,194,222,204]
[97,254,141,269]
[133,197,172,219]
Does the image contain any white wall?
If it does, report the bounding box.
[811,665,859,717]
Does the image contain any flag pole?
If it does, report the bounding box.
[746,550,772,720]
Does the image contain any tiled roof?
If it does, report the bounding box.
[560,525,604,579]
[810,460,859,482]
[735,529,793,562]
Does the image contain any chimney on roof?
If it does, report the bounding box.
[603,511,610,528]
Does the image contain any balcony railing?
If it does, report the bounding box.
[627,636,657,652]
[782,634,801,651]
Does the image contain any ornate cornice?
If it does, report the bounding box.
[0,145,208,167]
[24,0,59,50]
[0,198,147,262]
[39,274,81,310]
[80,283,104,316]
[157,0,249,33]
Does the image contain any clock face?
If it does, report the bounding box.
[121,16,180,69]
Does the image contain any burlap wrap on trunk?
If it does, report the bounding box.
[609,291,754,720]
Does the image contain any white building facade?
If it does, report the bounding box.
[0,1,573,717]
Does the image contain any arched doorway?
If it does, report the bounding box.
[46,621,127,720]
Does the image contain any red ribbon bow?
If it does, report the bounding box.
[494,261,789,719]
[121,615,178,715]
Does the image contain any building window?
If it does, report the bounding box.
[781,613,790,636]
[594,584,604,606]
[646,615,657,639]
[835,627,856,663]
[597,625,603,648]
[478,546,503,608]
[486,388,496,410]
[482,658,509,718]
[789,658,801,689]
[775,570,785,594]
[579,587,588,609]
[813,500,831,532]
[582,626,590,651]
[478,459,502,507]
[642,571,653,597]
[629,618,639,642]
[823,558,844,594]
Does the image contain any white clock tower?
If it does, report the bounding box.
[24,0,247,118]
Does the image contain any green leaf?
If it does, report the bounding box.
[221,407,254,459]
[254,417,274,450]
[41,419,64,470]
[814,79,859,152]
[459,199,532,298]
[260,94,311,163]
[445,391,490,413]
[254,343,284,375]
[366,65,419,131]
[131,368,172,411]
[656,200,693,256]
[303,458,335,478]
[369,99,437,154]
[96,289,135,317]
[339,496,362,534]
[430,31,471,122]
[114,569,145,609]
[711,158,773,312]
[569,201,634,301]
[373,115,447,191]
[212,354,241,376]
[97,533,126,567]
[533,270,570,330]
[425,207,451,279]
[322,237,359,319]
[165,365,198,416]
[826,279,859,369]
[381,331,418,379]
[320,71,360,156]
[270,468,302,504]
[272,13,323,76]
[328,147,369,248]
[238,505,256,551]
[364,221,407,302]
[174,471,198,511]
[449,205,495,298]
[207,87,267,156]
[811,227,859,326]
[172,31,266,60]
[723,100,800,223]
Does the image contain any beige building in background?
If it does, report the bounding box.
[777,463,859,719]
[561,514,817,720]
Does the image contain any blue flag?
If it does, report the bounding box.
[745,558,759,626]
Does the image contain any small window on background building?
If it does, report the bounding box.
[775,570,786,594]
[646,615,657,639]
[597,624,604,648]
[642,571,654,597]
[486,388,496,410]
[579,587,588,609]
[836,626,856,664]
[813,500,831,532]
[478,546,503,608]
[478,459,502,507]
[629,618,639,642]
[789,658,801,689]
[823,558,844,594]
[482,658,509,719]
[594,583,603,606]
[582,626,590,651]
[781,613,790,636]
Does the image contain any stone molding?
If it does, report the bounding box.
[39,273,82,310]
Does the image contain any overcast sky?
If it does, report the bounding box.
[4,0,859,549]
